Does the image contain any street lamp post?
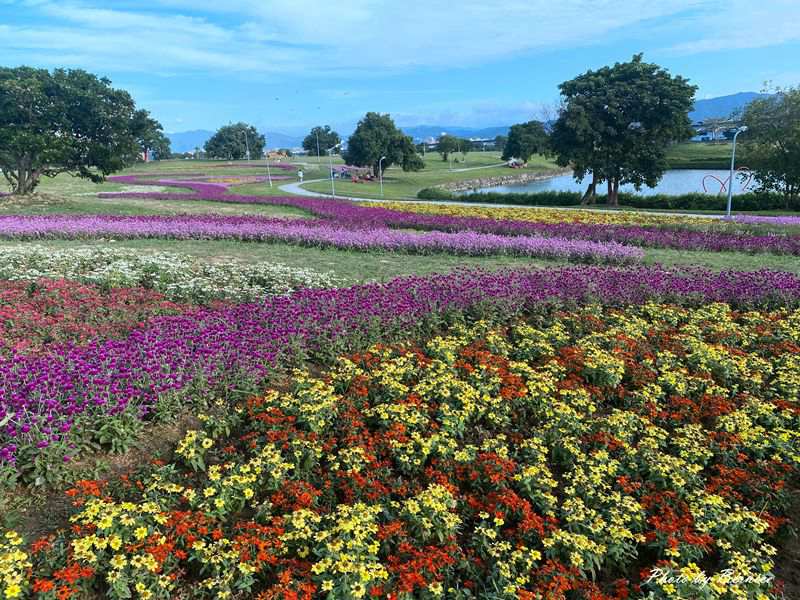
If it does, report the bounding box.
[265,143,273,188]
[378,156,387,197]
[328,142,341,199]
[726,126,748,218]
[243,130,251,162]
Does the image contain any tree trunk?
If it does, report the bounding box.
[12,168,40,195]
[580,173,597,205]
[607,178,619,207]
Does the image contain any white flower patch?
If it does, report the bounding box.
[0,245,340,302]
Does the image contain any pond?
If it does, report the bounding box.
[464,169,752,196]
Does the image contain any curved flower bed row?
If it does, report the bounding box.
[0,245,340,303]
[2,266,800,477]
[0,279,188,356]
[0,215,643,263]
[100,176,800,255]
[3,303,798,598]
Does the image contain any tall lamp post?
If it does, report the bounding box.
[328,142,341,199]
[726,126,748,218]
[243,130,251,162]
[264,142,273,188]
[315,130,321,166]
[378,156,387,197]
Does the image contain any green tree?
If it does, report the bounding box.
[437,135,471,161]
[494,135,508,152]
[550,54,696,205]
[131,109,170,161]
[151,134,172,160]
[302,125,341,157]
[204,123,265,160]
[0,66,142,195]
[502,121,548,163]
[741,86,800,207]
[437,134,460,161]
[344,112,423,175]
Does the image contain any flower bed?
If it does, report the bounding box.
[0,278,188,356]
[0,215,643,263]
[0,246,339,303]
[2,266,800,480]
[3,303,798,598]
[99,175,800,255]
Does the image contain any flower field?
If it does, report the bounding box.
[91,174,800,256]
[2,302,798,599]
[2,163,800,600]
[0,215,641,264]
[0,279,188,356]
[0,246,338,303]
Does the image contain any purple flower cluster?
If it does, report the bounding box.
[733,215,800,226]
[0,215,643,263]
[2,265,800,466]
[100,176,800,255]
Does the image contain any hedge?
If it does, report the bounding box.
[417,188,799,211]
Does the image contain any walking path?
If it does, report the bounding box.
[278,180,725,220]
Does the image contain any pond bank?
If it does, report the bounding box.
[440,168,572,192]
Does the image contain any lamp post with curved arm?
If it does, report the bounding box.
[726,126,748,218]
[328,142,341,199]
[378,156,387,197]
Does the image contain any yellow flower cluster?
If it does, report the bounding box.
[0,531,29,600]
[369,200,719,226]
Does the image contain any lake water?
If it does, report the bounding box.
[464,170,751,196]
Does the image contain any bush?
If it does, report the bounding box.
[417,187,456,201]
[416,188,799,211]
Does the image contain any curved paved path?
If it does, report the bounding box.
[279,180,725,220]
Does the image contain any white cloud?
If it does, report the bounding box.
[666,0,800,54]
[1,0,719,76]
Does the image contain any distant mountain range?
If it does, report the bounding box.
[399,125,511,142]
[167,92,769,152]
[689,92,771,123]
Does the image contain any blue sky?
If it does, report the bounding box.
[1,0,798,134]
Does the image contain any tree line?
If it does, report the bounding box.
[2,58,798,203]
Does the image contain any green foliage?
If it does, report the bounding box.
[302,125,341,157]
[550,54,697,205]
[501,121,549,162]
[741,86,800,206]
[494,135,508,152]
[417,187,457,200]
[437,135,471,162]
[344,112,423,174]
[131,109,171,160]
[203,122,265,160]
[0,66,142,195]
[417,188,796,211]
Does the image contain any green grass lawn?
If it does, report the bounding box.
[665,142,732,169]
[300,151,560,200]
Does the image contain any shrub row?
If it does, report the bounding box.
[417,187,799,211]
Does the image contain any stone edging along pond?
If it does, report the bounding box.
[440,168,572,192]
